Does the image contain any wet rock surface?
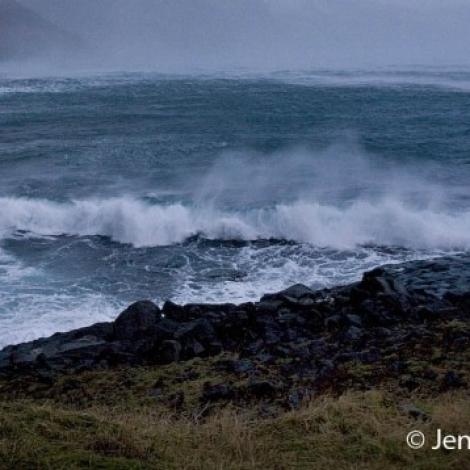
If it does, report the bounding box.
[1,254,470,404]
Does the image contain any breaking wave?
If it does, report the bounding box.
[1,196,470,250]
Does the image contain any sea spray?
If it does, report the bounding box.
[1,71,469,346]
[1,196,470,250]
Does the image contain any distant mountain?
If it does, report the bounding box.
[0,0,80,62]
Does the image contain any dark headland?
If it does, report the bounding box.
[1,254,470,468]
[0,0,81,62]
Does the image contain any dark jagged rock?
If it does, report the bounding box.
[261,283,316,305]
[156,340,182,365]
[1,254,469,393]
[114,301,160,340]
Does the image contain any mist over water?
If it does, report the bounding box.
[1,2,470,346]
[2,145,469,250]
[2,0,470,74]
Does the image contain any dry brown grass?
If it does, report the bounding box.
[1,390,470,469]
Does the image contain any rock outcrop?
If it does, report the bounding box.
[1,255,469,387]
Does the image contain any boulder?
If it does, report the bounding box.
[175,318,216,341]
[260,284,316,307]
[114,301,160,340]
[157,340,182,364]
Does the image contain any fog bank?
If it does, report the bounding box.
[2,0,470,73]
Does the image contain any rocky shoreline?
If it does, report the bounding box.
[1,254,470,407]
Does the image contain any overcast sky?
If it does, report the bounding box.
[14,0,470,71]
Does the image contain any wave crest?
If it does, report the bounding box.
[1,196,470,250]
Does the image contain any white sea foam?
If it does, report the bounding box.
[1,196,470,250]
[0,291,124,348]
[170,243,434,306]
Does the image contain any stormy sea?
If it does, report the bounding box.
[1,68,470,347]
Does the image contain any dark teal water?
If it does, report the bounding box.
[1,69,470,345]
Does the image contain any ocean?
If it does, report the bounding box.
[1,68,470,347]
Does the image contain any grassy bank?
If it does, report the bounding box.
[1,391,470,469]
[1,360,470,469]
